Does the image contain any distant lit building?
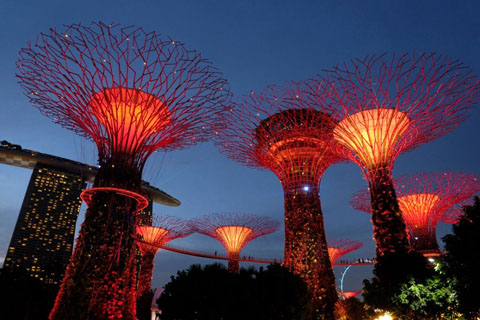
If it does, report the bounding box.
[3,163,85,285]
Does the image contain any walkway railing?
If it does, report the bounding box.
[140,241,375,266]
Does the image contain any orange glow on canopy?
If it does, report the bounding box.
[342,291,361,299]
[398,193,441,231]
[328,247,343,265]
[254,109,338,189]
[334,108,410,168]
[215,226,253,255]
[136,225,170,253]
[267,136,327,163]
[89,88,171,153]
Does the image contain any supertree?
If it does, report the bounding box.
[16,22,230,320]
[352,172,480,255]
[441,198,474,224]
[310,53,480,257]
[328,239,363,266]
[190,213,279,273]
[136,215,192,299]
[214,83,342,319]
[341,291,361,299]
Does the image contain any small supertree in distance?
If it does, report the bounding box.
[214,83,342,319]
[341,291,361,299]
[136,215,192,300]
[314,53,480,257]
[328,239,363,266]
[16,22,230,320]
[352,172,480,256]
[190,213,279,273]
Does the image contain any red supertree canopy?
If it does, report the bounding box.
[216,83,341,192]
[16,22,230,172]
[214,83,341,318]
[328,239,363,266]
[321,53,479,174]
[136,215,192,255]
[190,213,279,273]
[309,53,480,257]
[136,215,192,299]
[341,291,361,299]
[352,171,480,253]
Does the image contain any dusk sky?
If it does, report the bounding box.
[1,0,480,293]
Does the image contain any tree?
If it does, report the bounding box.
[443,196,480,317]
[157,263,311,320]
[0,269,58,320]
[136,289,154,320]
[253,264,312,319]
[362,250,433,312]
[393,271,457,319]
[334,297,371,320]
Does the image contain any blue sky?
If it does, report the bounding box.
[1,0,480,292]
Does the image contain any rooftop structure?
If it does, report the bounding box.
[0,140,180,206]
[214,83,341,318]
[352,171,480,255]
[311,53,480,257]
[190,213,279,273]
[17,21,229,320]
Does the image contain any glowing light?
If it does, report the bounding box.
[215,226,253,255]
[89,88,171,154]
[428,258,435,263]
[375,312,393,320]
[303,185,310,192]
[333,108,410,168]
[80,187,149,211]
[328,239,363,265]
[342,291,361,299]
[136,226,170,254]
[397,193,441,231]
[328,247,343,265]
[254,109,339,191]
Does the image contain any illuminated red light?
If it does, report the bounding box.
[334,108,410,169]
[215,225,254,255]
[80,187,149,211]
[89,88,171,154]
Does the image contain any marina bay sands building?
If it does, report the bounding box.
[0,140,178,286]
[3,162,85,285]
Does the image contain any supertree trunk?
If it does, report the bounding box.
[137,250,156,299]
[227,253,240,273]
[50,165,141,320]
[368,167,411,256]
[411,230,439,253]
[283,187,337,320]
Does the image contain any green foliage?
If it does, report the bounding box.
[157,263,312,320]
[442,196,480,318]
[362,250,433,311]
[363,196,480,318]
[393,272,457,319]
